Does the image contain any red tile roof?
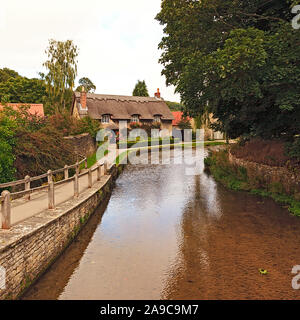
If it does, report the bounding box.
[0,103,44,117]
[172,111,191,126]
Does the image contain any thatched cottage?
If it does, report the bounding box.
[71,89,174,134]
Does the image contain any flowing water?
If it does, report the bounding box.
[23,149,300,300]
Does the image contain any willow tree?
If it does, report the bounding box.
[43,39,79,113]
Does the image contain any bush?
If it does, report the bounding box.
[14,126,76,179]
[286,137,300,161]
[0,107,100,182]
[0,113,17,183]
[47,111,101,138]
[230,138,289,167]
[205,149,300,215]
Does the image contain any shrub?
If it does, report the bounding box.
[14,126,76,179]
[0,107,100,182]
[0,113,17,183]
[47,111,101,138]
[286,137,300,161]
[230,138,289,167]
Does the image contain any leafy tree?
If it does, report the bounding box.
[0,76,47,104]
[165,101,184,111]
[0,112,17,184]
[156,0,299,140]
[76,77,96,93]
[0,68,19,83]
[43,39,79,112]
[177,118,192,130]
[132,80,149,97]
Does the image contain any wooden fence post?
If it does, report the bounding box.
[88,169,92,188]
[97,164,101,181]
[64,165,69,180]
[85,159,88,169]
[25,175,31,201]
[74,162,79,198]
[48,181,55,209]
[104,161,108,175]
[47,170,53,184]
[1,191,11,229]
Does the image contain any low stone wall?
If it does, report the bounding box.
[64,133,96,157]
[228,152,300,197]
[0,164,124,300]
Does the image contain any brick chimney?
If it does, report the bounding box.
[80,86,87,109]
[154,88,161,99]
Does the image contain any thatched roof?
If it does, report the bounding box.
[73,92,174,121]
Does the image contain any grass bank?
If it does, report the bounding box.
[204,149,300,216]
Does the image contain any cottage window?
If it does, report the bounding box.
[154,115,161,123]
[131,115,140,123]
[102,115,110,124]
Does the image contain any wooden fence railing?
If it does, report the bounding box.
[0,158,109,230]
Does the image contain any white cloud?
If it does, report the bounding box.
[0,0,180,102]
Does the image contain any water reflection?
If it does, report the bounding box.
[22,149,300,300]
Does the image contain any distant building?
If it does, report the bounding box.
[0,103,44,117]
[172,111,224,140]
[71,89,174,135]
[172,111,195,129]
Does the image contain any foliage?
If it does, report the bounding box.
[0,112,17,183]
[285,137,300,160]
[177,118,191,130]
[156,0,300,140]
[132,80,149,97]
[231,138,290,167]
[14,126,76,179]
[43,39,79,113]
[205,149,300,215]
[76,77,96,93]
[47,110,101,139]
[0,76,47,105]
[0,107,100,181]
[76,116,101,139]
[129,122,142,130]
[165,101,184,111]
[0,68,19,83]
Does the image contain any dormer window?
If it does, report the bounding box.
[102,114,110,124]
[154,115,161,123]
[131,115,140,123]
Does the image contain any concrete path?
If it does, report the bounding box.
[10,169,102,226]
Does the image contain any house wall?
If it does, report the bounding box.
[72,101,81,120]
[161,120,173,136]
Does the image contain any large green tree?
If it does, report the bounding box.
[132,80,149,97]
[156,0,300,140]
[43,39,79,112]
[0,68,19,83]
[0,76,47,104]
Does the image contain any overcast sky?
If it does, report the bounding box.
[0,0,180,102]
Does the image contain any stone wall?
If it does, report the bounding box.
[64,133,96,157]
[228,152,300,197]
[0,165,124,300]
